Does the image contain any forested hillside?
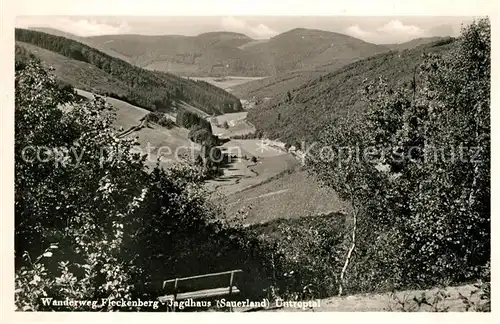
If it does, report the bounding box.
[381,36,451,51]
[246,37,456,146]
[15,28,242,115]
[232,37,453,100]
[306,19,490,298]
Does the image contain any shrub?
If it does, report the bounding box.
[307,19,490,294]
[176,109,212,131]
[158,116,176,128]
[145,111,176,129]
[14,60,239,311]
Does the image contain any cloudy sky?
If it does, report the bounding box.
[16,15,476,43]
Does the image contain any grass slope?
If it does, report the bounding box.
[245,38,457,145]
[18,43,133,100]
[75,89,197,171]
[226,170,348,224]
[28,27,132,62]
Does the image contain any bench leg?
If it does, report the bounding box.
[229,271,235,312]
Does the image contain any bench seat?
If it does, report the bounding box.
[159,286,240,302]
[158,286,240,302]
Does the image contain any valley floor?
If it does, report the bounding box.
[81,87,346,225]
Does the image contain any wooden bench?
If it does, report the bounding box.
[158,269,243,311]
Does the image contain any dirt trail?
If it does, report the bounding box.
[258,284,482,312]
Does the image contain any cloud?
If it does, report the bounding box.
[16,16,131,36]
[220,16,278,39]
[344,19,428,43]
[65,19,131,36]
[345,24,372,39]
[377,20,424,37]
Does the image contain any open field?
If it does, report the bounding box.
[177,100,210,118]
[76,89,150,129]
[79,88,345,225]
[185,76,266,92]
[76,89,199,170]
[206,138,299,195]
[210,112,256,138]
[226,170,348,224]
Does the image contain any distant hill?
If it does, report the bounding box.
[382,36,452,51]
[29,27,84,40]
[243,28,388,74]
[15,28,243,115]
[87,32,264,76]
[85,28,388,77]
[245,37,457,146]
[28,27,133,62]
[231,36,454,100]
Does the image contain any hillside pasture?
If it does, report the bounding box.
[225,170,349,224]
[76,89,199,170]
[187,76,267,92]
[18,42,133,99]
[206,141,300,195]
[210,112,256,137]
[75,89,150,130]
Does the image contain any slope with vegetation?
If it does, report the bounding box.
[245,37,456,146]
[231,37,455,101]
[381,36,452,51]
[15,28,242,115]
[306,19,490,296]
[29,27,133,62]
[14,59,353,310]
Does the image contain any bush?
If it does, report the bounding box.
[144,111,176,129]
[14,60,240,311]
[307,19,490,294]
[158,116,176,128]
[176,109,212,131]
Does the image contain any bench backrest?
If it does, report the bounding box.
[162,269,243,295]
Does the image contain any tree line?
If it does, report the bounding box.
[15,28,242,115]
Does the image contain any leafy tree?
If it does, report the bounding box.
[176,109,212,131]
[14,59,231,311]
[307,19,490,293]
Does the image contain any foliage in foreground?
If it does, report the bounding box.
[14,59,227,310]
[14,59,349,311]
[307,19,490,296]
